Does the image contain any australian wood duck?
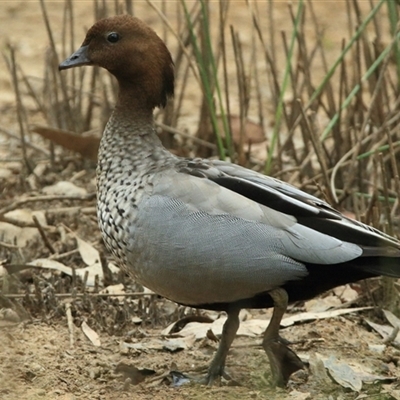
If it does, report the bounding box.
[59,15,400,387]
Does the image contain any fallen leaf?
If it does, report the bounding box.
[0,167,12,179]
[121,335,196,353]
[368,344,386,354]
[365,319,400,345]
[218,115,265,146]
[81,321,101,346]
[0,209,47,247]
[0,308,20,324]
[308,352,332,386]
[164,308,372,340]
[281,307,372,327]
[42,181,87,196]
[304,294,341,312]
[162,315,215,335]
[27,258,104,287]
[333,284,359,302]
[162,335,196,352]
[76,236,101,266]
[382,385,400,400]
[30,125,100,161]
[0,222,38,247]
[324,356,395,391]
[383,309,400,329]
[324,356,363,391]
[100,283,125,295]
[5,209,47,225]
[28,259,71,274]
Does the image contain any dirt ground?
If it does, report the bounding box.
[1,1,400,400]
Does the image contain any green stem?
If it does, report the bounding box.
[320,34,398,141]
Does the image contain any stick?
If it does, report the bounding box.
[65,302,74,348]
[32,215,56,254]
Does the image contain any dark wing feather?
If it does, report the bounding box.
[178,158,400,250]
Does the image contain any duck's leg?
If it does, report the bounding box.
[262,288,304,387]
[204,307,240,385]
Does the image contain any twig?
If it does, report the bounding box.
[32,215,56,254]
[45,206,96,215]
[65,302,74,348]
[6,44,30,171]
[297,99,335,205]
[0,241,20,249]
[48,249,80,260]
[155,121,219,151]
[0,214,57,230]
[378,153,393,235]
[3,291,157,299]
[0,193,95,216]
[0,126,50,156]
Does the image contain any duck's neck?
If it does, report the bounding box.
[102,84,160,149]
[97,90,174,182]
[115,78,163,116]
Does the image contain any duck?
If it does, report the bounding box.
[59,15,400,387]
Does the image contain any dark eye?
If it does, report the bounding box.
[107,32,120,43]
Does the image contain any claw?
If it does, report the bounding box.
[201,365,232,386]
[263,337,304,387]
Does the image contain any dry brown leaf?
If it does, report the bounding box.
[30,125,100,161]
[218,115,265,146]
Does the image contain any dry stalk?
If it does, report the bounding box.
[0,194,96,216]
[32,215,56,254]
[65,302,75,348]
